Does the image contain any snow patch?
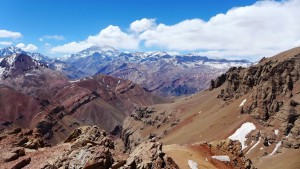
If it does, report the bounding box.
[228,122,256,150]
[6,54,17,65]
[54,63,64,70]
[0,67,5,76]
[25,73,35,76]
[188,160,198,169]
[211,155,230,162]
[69,79,80,83]
[269,141,282,156]
[239,99,246,107]
[246,137,261,154]
[274,129,279,136]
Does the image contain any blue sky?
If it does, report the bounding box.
[0,0,300,60]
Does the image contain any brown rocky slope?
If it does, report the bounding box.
[0,126,178,169]
[120,47,300,168]
[0,54,164,146]
[209,47,300,148]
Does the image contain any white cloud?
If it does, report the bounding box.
[86,25,139,49]
[0,41,13,46]
[44,43,52,47]
[51,41,92,53]
[140,0,300,60]
[0,30,22,39]
[39,35,65,41]
[51,0,300,59]
[51,25,139,54]
[130,18,156,33]
[16,43,38,52]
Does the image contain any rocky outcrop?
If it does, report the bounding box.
[209,139,256,169]
[209,73,227,90]
[0,127,44,150]
[122,141,179,169]
[44,126,116,168]
[0,126,178,169]
[121,107,179,151]
[210,53,300,148]
[0,128,44,168]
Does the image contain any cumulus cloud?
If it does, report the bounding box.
[130,18,156,33]
[51,0,300,59]
[0,30,22,39]
[0,41,13,46]
[87,25,139,49]
[140,0,300,59]
[51,41,92,53]
[39,35,65,42]
[16,43,38,52]
[51,25,139,54]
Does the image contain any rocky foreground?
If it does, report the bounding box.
[0,126,179,169]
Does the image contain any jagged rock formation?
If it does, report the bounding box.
[122,140,179,169]
[121,107,180,152]
[209,139,256,169]
[210,47,300,148]
[0,126,178,169]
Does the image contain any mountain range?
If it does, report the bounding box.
[0,46,251,97]
[1,46,299,169]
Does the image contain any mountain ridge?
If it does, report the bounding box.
[59,45,252,97]
[0,45,252,97]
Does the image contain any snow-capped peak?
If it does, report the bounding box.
[150,51,169,57]
[0,46,49,62]
[64,45,121,61]
[131,52,150,59]
[0,46,24,56]
[4,53,19,66]
[83,45,119,53]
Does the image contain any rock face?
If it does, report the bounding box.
[210,48,300,148]
[209,139,256,169]
[123,141,179,169]
[0,128,43,168]
[46,126,115,169]
[0,126,178,169]
[121,107,179,151]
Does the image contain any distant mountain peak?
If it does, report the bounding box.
[0,53,44,78]
[86,45,118,52]
[0,46,25,56]
[78,45,120,55]
[61,45,121,61]
[150,51,169,57]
